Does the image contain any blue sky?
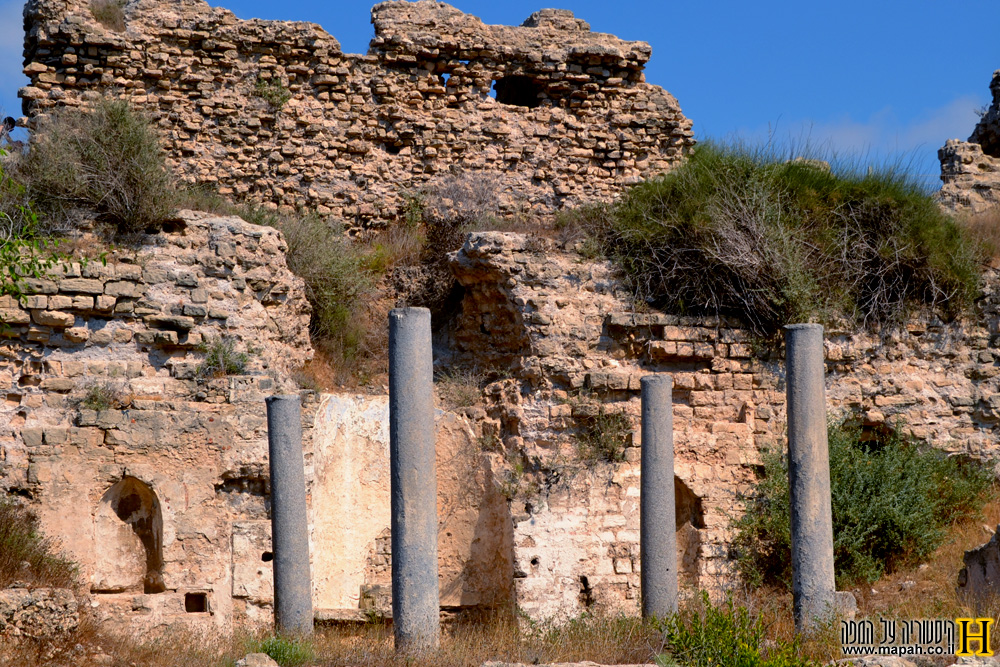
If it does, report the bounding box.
[2,0,998,188]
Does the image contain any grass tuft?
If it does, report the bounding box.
[577,411,632,463]
[246,635,315,667]
[253,78,292,110]
[90,0,125,31]
[657,592,815,667]
[78,381,127,411]
[197,336,250,377]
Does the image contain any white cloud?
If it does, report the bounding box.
[729,95,986,186]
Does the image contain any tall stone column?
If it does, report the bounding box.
[784,323,836,631]
[265,394,314,636]
[640,374,677,618]
[389,307,440,652]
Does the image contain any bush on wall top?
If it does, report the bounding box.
[587,143,982,339]
[20,97,173,236]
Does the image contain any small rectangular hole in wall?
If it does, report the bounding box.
[185,592,208,613]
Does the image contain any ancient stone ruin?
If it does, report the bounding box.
[939,69,1000,212]
[8,0,1000,642]
[20,0,694,227]
[7,215,1000,633]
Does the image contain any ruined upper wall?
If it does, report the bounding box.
[20,0,695,227]
[939,69,1000,212]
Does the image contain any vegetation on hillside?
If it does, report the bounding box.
[732,420,993,588]
[580,143,983,339]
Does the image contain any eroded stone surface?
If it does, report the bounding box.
[0,211,313,631]
[21,0,694,227]
[958,523,1000,605]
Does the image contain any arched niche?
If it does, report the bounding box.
[92,476,165,594]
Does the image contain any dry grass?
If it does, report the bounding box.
[958,207,1000,264]
[0,615,242,667]
[5,499,1000,664]
[89,0,125,31]
[435,367,487,410]
[308,612,663,667]
[0,497,76,589]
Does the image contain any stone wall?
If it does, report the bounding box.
[20,0,695,228]
[939,69,1000,212]
[0,210,314,631]
[0,211,513,631]
[447,232,1000,621]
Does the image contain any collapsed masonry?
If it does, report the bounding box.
[4,217,1000,632]
[939,69,1000,212]
[20,0,694,227]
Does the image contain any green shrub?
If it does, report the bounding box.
[0,496,76,588]
[577,411,631,463]
[22,97,173,235]
[657,593,814,667]
[198,336,251,377]
[254,78,292,110]
[0,152,64,310]
[732,420,993,588]
[586,143,981,339]
[275,213,376,366]
[247,635,314,667]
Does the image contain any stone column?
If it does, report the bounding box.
[388,307,440,652]
[640,374,677,618]
[265,394,313,636]
[784,323,836,631]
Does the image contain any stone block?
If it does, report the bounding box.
[32,310,74,327]
[58,278,104,294]
[40,377,75,392]
[95,295,116,311]
[63,327,89,343]
[959,524,1000,605]
[0,309,30,325]
[104,281,144,298]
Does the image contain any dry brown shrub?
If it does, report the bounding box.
[89,0,125,31]
[309,611,662,666]
[959,206,1000,263]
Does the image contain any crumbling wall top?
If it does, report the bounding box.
[20,0,693,226]
[370,1,651,66]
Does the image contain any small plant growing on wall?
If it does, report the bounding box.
[577,411,632,464]
[79,381,127,411]
[254,77,292,110]
[197,336,250,377]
